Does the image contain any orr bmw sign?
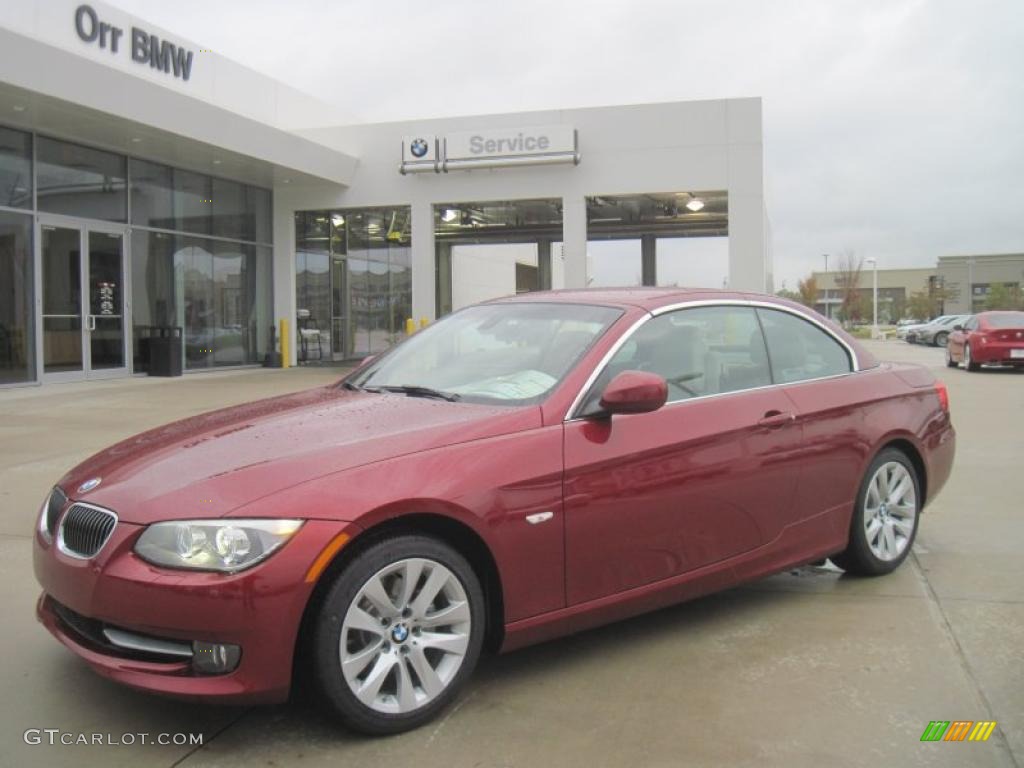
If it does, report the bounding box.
[401,125,579,174]
[73,4,195,82]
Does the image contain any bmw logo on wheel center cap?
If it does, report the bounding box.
[391,624,409,643]
[78,477,101,494]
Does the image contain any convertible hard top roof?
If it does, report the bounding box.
[489,286,757,312]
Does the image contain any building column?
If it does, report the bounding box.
[537,239,552,290]
[562,197,587,288]
[641,234,657,286]
[411,201,436,321]
[271,191,297,366]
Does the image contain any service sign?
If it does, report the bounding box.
[445,125,576,161]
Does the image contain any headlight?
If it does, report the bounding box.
[38,486,67,543]
[134,519,303,573]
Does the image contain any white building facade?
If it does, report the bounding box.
[0,0,770,384]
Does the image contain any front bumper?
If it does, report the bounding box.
[34,516,357,704]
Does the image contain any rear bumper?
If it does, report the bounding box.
[971,341,1024,365]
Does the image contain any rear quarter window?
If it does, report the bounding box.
[756,308,852,383]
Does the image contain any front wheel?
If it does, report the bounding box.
[933,331,949,347]
[832,449,921,576]
[312,535,485,735]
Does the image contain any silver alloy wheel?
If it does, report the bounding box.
[340,558,471,714]
[863,461,917,562]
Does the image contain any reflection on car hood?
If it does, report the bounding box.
[58,386,539,524]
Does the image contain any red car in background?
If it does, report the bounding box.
[946,311,1024,371]
[34,289,956,735]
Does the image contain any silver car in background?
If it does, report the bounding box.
[907,315,970,347]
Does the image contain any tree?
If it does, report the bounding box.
[984,282,1024,311]
[776,287,801,302]
[835,252,864,325]
[797,275,818,308]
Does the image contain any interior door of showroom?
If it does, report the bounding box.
[38,217,129,381]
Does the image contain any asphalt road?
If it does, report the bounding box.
[0,344,1020,768]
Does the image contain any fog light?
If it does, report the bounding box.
[191,641,241,675]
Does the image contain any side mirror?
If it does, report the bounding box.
[953,325,963,331]
[598,371,668,416]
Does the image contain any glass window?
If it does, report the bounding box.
[353,302,621,405]
[0,127,32,209]
[173,168,212,235]
[131,229,179,373]
[985,312,1024,328]
[37,137,126,221]
[129,159,174,229]
[581,305,770,413]
[757,308,852,383]
[252,187,272,245]
[212,177,252,241]
[0,211,34,383]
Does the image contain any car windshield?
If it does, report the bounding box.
[986,312,1024,328]
[349,303,623,405]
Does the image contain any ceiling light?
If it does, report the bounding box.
[441,208,459,223]
[130,137,142,143]
[212,159,222,165]
[12,105,25,112]
[331,213,345,228]
[685,198,705,212]
[282,179,291,184]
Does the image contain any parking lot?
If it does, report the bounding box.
[1,342,1020,768]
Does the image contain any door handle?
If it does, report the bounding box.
[758,410,795,428]
[86,315,96,332]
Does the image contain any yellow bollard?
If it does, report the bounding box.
[280,318,290,368]
[419,317,429,329]
[405,318,416,336]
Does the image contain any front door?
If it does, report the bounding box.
[563,304,806,606]
[39,217,129,381]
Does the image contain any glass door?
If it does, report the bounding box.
[39,217,129,381]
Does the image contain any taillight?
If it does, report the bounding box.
[935,381,950,413]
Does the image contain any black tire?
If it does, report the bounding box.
[965,344,981,372]
[312,534,485,735]
[832,448,921,577]
[933,331,948,348]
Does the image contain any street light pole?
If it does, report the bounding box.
[866,257,878,338]
[823,254,829,317]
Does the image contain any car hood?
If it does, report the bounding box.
[58,386,540,524]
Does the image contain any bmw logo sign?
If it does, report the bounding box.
[391,624,410,643]
[78,477,102,494]
[409,138,429,158]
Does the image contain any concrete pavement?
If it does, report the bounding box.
[0,345,1020,767]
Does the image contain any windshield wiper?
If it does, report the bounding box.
[340,380,362,391]
[364,384,461,402]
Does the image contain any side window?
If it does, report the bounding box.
[756,308,852,383]
[580,305,771,412]
[964,316,977,331]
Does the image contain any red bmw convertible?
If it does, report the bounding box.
[34,288,955,734]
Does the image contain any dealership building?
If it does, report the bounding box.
[0,0,770,386]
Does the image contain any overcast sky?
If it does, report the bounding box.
[118,0,1024,290]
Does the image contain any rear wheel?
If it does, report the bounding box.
[934,331,949,347]
[832,448,920,576]
[965,343,981,372]
[313,535,485,735]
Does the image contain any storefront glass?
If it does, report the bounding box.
[0,211,34,384]
[37,137,127,222]
[0,127,32,209]
[295,207,411,361]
